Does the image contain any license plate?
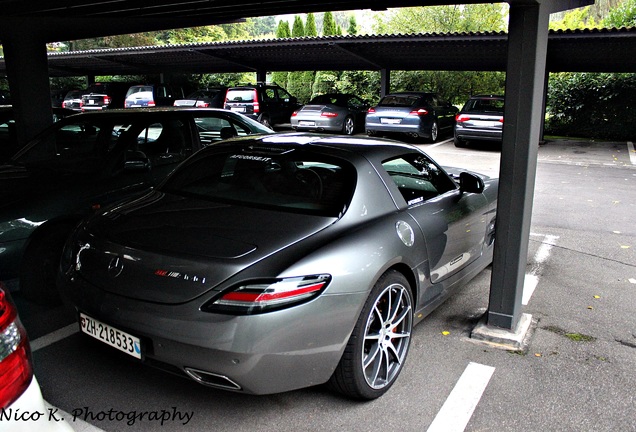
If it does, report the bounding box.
[231,107,246,113]
[299,121,315,126]
[380,118,401,124]
[87,100,95,105]
[80,313,142,359]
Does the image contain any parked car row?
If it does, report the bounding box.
[60,83,504,146]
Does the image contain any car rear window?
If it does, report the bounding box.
[464,98,505,113]
[226,90,255,103]
[161,147,356,217]
[379,95,428,107]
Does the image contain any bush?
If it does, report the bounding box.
[545,72,636,140]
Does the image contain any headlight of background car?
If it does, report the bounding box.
[202,274,331,315]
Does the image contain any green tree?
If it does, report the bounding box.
[604,0,636,27]
[271,20,292,87]
[292,16,305,37]
[549,6,600,30]
[347,15,358,35]
[66,33,158,51]
[287,16,310,101]
[546,72,636,139]
[276,20,291,38]
[374,4,507,34]
[322,12,337,36]
[305,13,317,36]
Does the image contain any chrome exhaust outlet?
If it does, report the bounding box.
[185,367,242,391]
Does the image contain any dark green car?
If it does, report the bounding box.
[0,107,272,303]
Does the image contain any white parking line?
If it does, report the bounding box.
[428,137,453,149]
[427,362,496,432]
[628,142,636,165]
[524,234,559,305]
[30,323,78,352]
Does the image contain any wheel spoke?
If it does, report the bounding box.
[363,341,380,369]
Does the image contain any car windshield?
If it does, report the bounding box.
[161,147,356,217]
[464,98,505,114]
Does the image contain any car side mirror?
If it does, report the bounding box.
[459,172,484,194]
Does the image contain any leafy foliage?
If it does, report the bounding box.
[604,0,636,27]
[545,73,636,139]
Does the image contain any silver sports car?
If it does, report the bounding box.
[58,132,498,400]
[290,93,369,135]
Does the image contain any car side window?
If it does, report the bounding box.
[264,88,276,101]
[195,116,252,146]
[383,153,456,206]
[276,88,292,102]
[14,120,118,173]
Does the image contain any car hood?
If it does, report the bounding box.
[75,191,337,304]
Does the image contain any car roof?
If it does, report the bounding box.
[208,132,424,162]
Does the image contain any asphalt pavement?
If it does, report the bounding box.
[9,136,636,432]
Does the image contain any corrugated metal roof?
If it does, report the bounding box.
[4,28,632,77]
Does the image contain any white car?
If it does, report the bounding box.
[0,285,74,432]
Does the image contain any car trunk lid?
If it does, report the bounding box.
[76,194,335,304]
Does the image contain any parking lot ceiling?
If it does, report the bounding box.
[0,0,591,42]
[2,28,633,77]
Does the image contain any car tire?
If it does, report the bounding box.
[258,114,272,129]
[454,136,467,148]
[328,270,413,400]
[429,121,439,143]
[342,116,355,135]
[19,223,76,305]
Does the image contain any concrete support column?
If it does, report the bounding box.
[486,2,550,330]
[380,69,390,97]
[257,69,267,83]
[2,33,53,148]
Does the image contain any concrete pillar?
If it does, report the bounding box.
[2,34,53,148]
[486,2,550,330]
[380,69,390,97]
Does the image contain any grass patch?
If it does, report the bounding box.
[543,325,596,342]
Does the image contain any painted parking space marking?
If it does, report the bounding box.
[428,137,453,149]
[628,142,636,165]
[524,233,559,305]
[427,362,496,432]
[31,323,78,352]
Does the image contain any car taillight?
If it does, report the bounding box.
[253,90,260,113]
[62,101,68,108]
[409,108,429,116]
[104,96,111,105]
[291,110,299,117]
[368,107,376,114]
[195,101,209,108]
[203,275,331,315]
[499,118,504,123]
[456,114,470,122]
[321,112,338,118]
[148,101,156,107]
[0,285,33,408]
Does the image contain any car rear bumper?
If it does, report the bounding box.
[59,274,366,395]
[291,118,342,132]
[454,127,502,142]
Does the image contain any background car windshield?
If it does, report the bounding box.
[161,148,356,217]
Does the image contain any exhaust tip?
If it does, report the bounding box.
[185,367,242,391]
